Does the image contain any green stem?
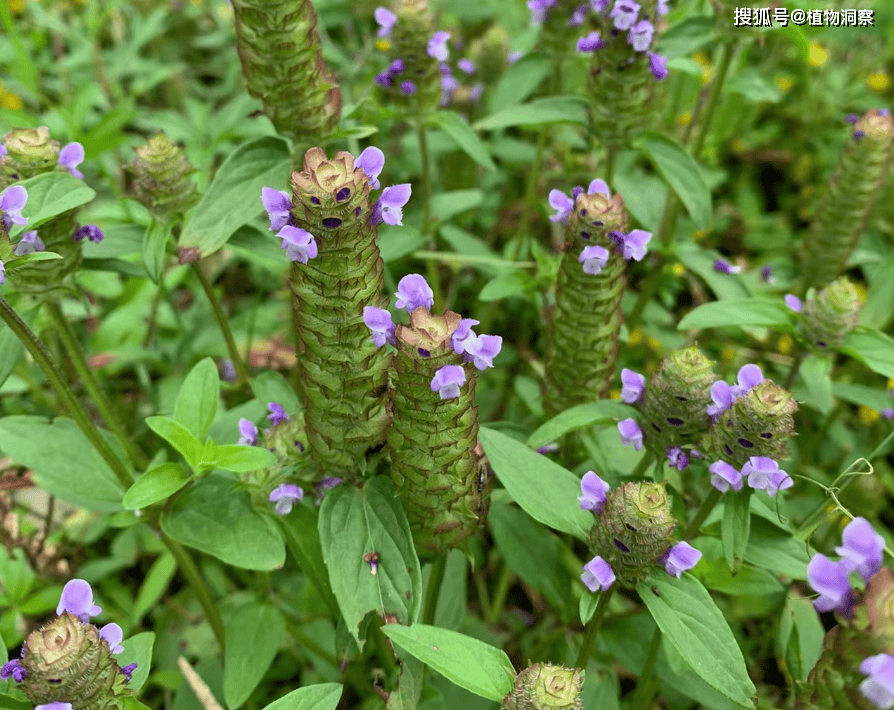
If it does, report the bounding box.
[574,585,614,670]
[683,487,722,538]
[473,566,493,622]
[0,297,132,488]
[518,129,548,259]
[45,300,150,470]
[162,535,226,653]
[629,627,663,710]
[488,562,513,626]
[783,349,804,390]
[604,146,618,186]
[630,452,654,479]
[689,42,737,156]
[190,263,249,385]
[422,555,447,625]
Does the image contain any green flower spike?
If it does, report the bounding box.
[587,481,676,588]
[381,0,442,113]
[131,133,198,225]
[288,148,390,477]
[800,277,863,350]
[543,182,631,414]
[18,613,132,710]
[388,306,491,557]
[258,411,314,488]
[706,380,798,469]
[502,663,584,710]
[800,109,894,288]
[232,0,341,146]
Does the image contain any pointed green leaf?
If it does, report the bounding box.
[526,401,636,450]
[12,172,96,236]
[259,684,342,710]
[677,298,792,330]
[721,488,751,574]
[146,416,203,468]
[474,96,588,131]
[799,354,834,413]
[123,462,192,510]
[489,54,551,112]
[224,603,285,709]
[142,220,170,284]
[119,632,154,691]
[776,592,824,685]
[276,506,340,618]
[435,111,496,171]
[174,357,220,439]
[637,132,712,230]
[212,444,276,473]
[842,328,894,379]
[387,651,424,710]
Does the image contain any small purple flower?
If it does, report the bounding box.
[579,470,611,513]
[469,83,484,102]
[657,0,669,14]
[618,418,643,450]
[56,578,102,622]
[836,517,885,584]
[713,258,741,275]
[363,306,397,347]
[1,659,27,682]
[395,273,434,313]
[527,0,557,24]
[785,294,803,312]
[666,446,689,471]
[854,130,866,141]
[568,3,588,25]
[860,654,894,710]
[732,363,763,397]
[537,443,559,454]
[620,368,645,404]
[58,142,85,179]
[388,59,405,75]
[548,189,574,223]
[219,359,237,382]
[267,402,289,427]
[238,418,258,446]
[579,245,609,275]
[401,80,417,95]
[882,408,894,420]
[121,663,138,682]
[315,476,343,505]
[99,623,125,654]
[627,19,654,52]
[36,704,73,710]
[648,52,669,81]
[576,31,605,53]
[14,230,44,255]
[610,0,640,30]
[707,380,734,420]
[591,0,609,11]
[588,179,610,197]
[0,144,6,157]
[742,456,792,496]
[269,483,303,515]
[374,72,393,88]
[0,260,5,285]
[659,541,702,577]
[356,147,385,190]
[373,183,412,226]
[619,229,652,261]
[761,265,775,283]
[463,333,502,370]
[427,31,450,61]
[451,317,479,355]
[74,224,104,243]
[807,553,855,615]
[582,555,615,591]
[375,7,397,37]
[261,187,291,231]
[508,50,523,63]
[0,185,28,231]
[276,225,318,264]
[709,460,743,492]
[458,58,476,74]
[430,364,466,400]
[845,114,860,125]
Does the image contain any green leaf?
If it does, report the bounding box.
[145,416,203,468]
[438,225,510,278]
[776,592,824,685]
[179,136,291,257]
[489,54,551,112]
[0,322,24,390]
[0,416,124,511]
[211,444,276,473]
[250,371,300,415]
[526,401,636,450]
[799,354,834,413]
[477,269,536,302]
[13,172,96,235]
[174,357,220,439]
[431,190,483,222]
[119,632,154,691]
[842,328,894,379]
[721,488,751,574]
[380,624,515,702]
[862,251,894,329]
[123,462,193,510]
[636,132,712,230]
[131,553,176,625]
[677,298,792,330]
[259,683,343,710]
[224,603,286,709]
[473,96,588,131]
[434,112,496,171]
[478,427,591,540]
[6,251,63,269]
[387,651,424,710]
[637,572,756,708]
[318,477,422,647]
[276,506,340,618]
[745,518,809,580]
[727,68,782,103]
[161,475,285,570]
[142,221,170,284]
[655,15,715,59]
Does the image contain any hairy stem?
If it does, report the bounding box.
[629,627,663,710]
[574,585,615,670]
[683,487,722,538]
[488,562,513,626]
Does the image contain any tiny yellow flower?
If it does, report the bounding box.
[721,346,735,364]
[645,360,659,375]
[808,42,827,67]
[375,38,392,52]
[774,76,793,92]
[853,283,867,303]
[609,388,621,400]
[693,229,708,241]
[7,0,24,11]
[866,72,891,93]
[671,262,685,276]
[676,112,692,126]
[0,85,23,110]
[859,405,881,426]
[886,378,894,391]
[646,336,662,352]
[628,328,644,346]
[777,334,793,355]
[693,52,713,84]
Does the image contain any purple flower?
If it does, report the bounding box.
[388,59,405,75]
[99,623,124,654]
[860,654,894,710]
[536,443,559,455]
[659,541,702,577]
[785,294,803,312]
[276,225,318,264]
[527,0,557,24]
[260,187,291,231]
[732,363,763,397]
[576,31,605,53]
[854,130,866,141]
[569,3,588,25]
[401,80,417,95]
[579,245,609,275]
[508,50,523,63]
[430,364,466,400]
[395,273,434,313]
[620,368,645,404]
[619,229,652,261]
[121,663,138,682]
[363,306,397,347]
[648,52,669,81]
[713,258,741,274]
[56,578,102,622]
[36,704,73,710]
[58,142,85,179]
[315,476,343,505]
[427,31,450,61]
[0,185,28,231]
[666,446,689,470]
[375,72,393,88]
[0,261,5,285]
[657,0,669,14]
[1,659,27,682]
[548,189,574,223]
[588,179,610,197]
[882,408,894,420]
[742,456,792,496]
[267,402,289,427]
[238,418,258,446]
[463,333,502,370]
[0,144,6,157]
[591,0,609,10]
[709,460,744,492]
[628,19,654,52]
[579,470,611,513]
[219,359,237,382]
[269,483,303,515]
[807,553,855,615]
[706,380,734,420]
[761,265,775,283]
[14,230,44,255]
[375,7,397,37]
[845,113,860,125]
[458,58,476,74]
[610,0,640,30]
[74,225,104,243]
[355,147,385,191]
[451,317,479,355]
[581,555,615,591]
[469,82,484,102]
[836,517,885,583]
[618,418,643,450]
[374,183,411,226]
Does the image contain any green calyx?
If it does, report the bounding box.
[131,134,198,224]
[800,278,863,350]
[0,127,61,187]
[502,663,584,710]
[638,346,717,454]
[19,613,132,710]
[383,0,441,113]
[587,481,676,588]
[258,413,315,488]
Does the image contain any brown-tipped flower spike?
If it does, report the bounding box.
[800,277,863,350]
[502,663,584,710]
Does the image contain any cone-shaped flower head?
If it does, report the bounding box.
[131,133,198,226]
[0,127,60,186]
[379,0,444,111]
[291,148,372,234]
[501,663,584,710]
[587,481,677,588]
[800,277,863,350]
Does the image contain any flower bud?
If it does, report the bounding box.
[131,133,198,224]
[502,663,584,710]
[257,410,316,487]
[0,127,60,184]
[800,278,863,350]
